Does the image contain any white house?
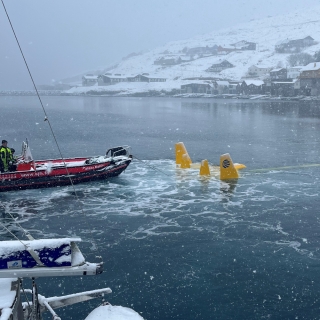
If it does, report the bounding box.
[82,75,99,86]
[180,80,213,94]
[98,74,128,85]
[287,66,303,79]
[247,65,272,77]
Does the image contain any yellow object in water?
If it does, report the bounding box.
[180,153,191,168]
[175,142,246,178]
[200,159,210,176]
[175,142,192,165]
[234,163,246,170]
[220,153,239,180]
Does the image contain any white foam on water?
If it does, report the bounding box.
[1,160,320,259]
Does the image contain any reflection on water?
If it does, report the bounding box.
[220,179,238,201]
[182,99,320,119]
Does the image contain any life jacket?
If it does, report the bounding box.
[0,147,13,171]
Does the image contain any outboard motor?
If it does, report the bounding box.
[106,146,128,157]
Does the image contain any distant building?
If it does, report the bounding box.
[299,62,320,95]
[127,74,166,82]
[206,60,234,72]
[212,80,229,94]
[179,56,193,63]
[237,80,265,95]
[217,46,235,55]
[287,66,303,79]
[185,46,218,55]
[275,36,315,53]
[247,65,272,77]
[230,40,256,50]
[154,56,182,66]
[127,75,142,82]
[270,68,287,80]
[180,81,212,94]
[229,81,240,94]
[98,73,166,85]
[98,74,127,85]
[271,79,299,96]
[82,75,98,86]
[141,74,166,82]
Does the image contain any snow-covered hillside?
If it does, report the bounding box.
[66,5,320,95]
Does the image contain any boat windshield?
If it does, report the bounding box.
[19,140,33,163]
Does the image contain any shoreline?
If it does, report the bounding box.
[1,91,320,102]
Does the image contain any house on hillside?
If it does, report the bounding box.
[237,80,265,95]
[127,74,166,82]
[82,75,99,86]
[275,36,315,53]
[217,46,235,55]
[141,74,166,82]
[247,65,272,77]
[206,60,234,72]
[299,62,320,95]
[180,56,193,63]
[301,36,315,46]
[270,68,287,80]
[287,66,303,79]
[230,40,256,50]
[154,56,182,66]
[186,46,218,55]
[98,74,127,85]
[127,75,141,82]
[180,81,213,94]
[98,73,166,84]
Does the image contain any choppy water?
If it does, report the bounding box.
[1,96,320,319]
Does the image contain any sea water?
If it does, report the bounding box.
[1,96,320,319]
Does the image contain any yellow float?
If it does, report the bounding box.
[175,142,246,180]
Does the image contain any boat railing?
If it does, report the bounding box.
[21,285,112,320]
[0,238,111,320]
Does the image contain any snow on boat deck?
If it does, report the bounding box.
[0,278,17,320]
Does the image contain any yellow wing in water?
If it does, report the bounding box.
[175,142,246,180]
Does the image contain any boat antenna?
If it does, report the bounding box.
[1,0,81,202]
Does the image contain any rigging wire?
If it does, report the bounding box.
[0,220,31,248]
[0,202,34,239]
[0,0,106,262]
[0,216,44,266]
[1,0,82,209]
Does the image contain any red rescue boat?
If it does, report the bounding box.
[0,140,132,192]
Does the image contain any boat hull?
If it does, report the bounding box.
[0,157,131,192]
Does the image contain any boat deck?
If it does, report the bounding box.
[0,278,17,320]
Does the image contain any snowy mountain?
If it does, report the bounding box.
[66,6,320,95]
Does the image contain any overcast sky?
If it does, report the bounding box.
[1,0,320,90]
